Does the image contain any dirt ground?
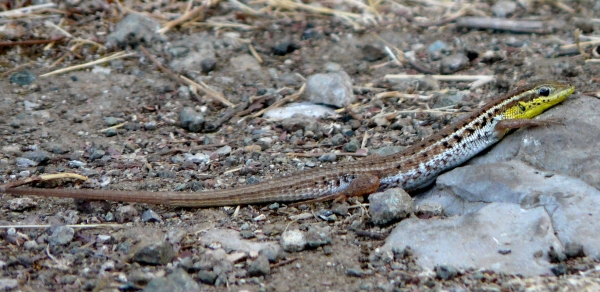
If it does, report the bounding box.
[1,0,600,291]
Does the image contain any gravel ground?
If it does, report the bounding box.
[1,0,600,291]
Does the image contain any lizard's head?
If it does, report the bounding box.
[503,81,574,119]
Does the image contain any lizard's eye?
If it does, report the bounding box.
[538,86,551,96]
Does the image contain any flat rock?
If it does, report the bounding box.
[379,202,562,276]
[263,102,336,120]
[200,229,279,254]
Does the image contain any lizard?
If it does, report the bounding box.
[1,81,575,207]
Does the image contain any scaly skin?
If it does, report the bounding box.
[2,81,575,207]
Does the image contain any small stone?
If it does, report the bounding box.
[144,121,157,130]
[304,71,355,107]
[89,149,105,161]
[231,54,261,71]
[201,57,217,73]
[346,267,365,277]
[330,133,346,146]
[141,209,162,223]
[8,198,37,211]
[564,242,585,259]
[268,202,280,210]
[132,241,174,265]
[248,255,271,276]
[214,145,231,156]
[440,53,469,74]
[103,117,119,126]
[551,264,567,276]
[240,230,255,239]
[415,202,443,219]
[198,270,217,285]
[10,71,36,86]
[48,226,75,245]
[332,201,349,216]
[105,129,117,137]
[436,264,458,280]
[259,245,282,263]
[105,13,161,49]
[305,226,332,248]
[272,37,299,56]
[0,278,19,291]
[281,230,306,252]
[427,40,448,53]
[319,153,337,162]
[179,107,205,132]
[144,269,200,292]
[343,140,359,153]
[361,45,387,61]
[22,151,50,164]
[368,188,413,225]
[491,0,517,18]
[114,205,139,223]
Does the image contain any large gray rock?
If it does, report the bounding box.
[380,94,600,276]
[378,202,562,276]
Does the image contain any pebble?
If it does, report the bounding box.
[144,121,157,130]
[9,71,36,86]
[318,153,337,162]
[184,153,209,164]
[248,254,271,276]
[21,151,50,164]
[564,242,585,258]
[8,198,37,211]
[105,129,117,137]
[141,209,162,223]
[415,202,443,219]
[427,40,449,53]
[197,270,217,285]
[132,241,174,265]
[272,37,299,56]
[201,57,217,73]
[114,205,139,223]
[343,140,359,152]
[240,230,255,239]
[231,54,261,71]
[281,229,306,252]
[440,53,469,74]
[144,268,200,292]
[304,71,355,107]
[48,226,75,245]
[361,44,387,61]
[436,264,458,280]
[179,107,205,132]
[89,149,105,161]
[330,133,346,146]
[0,279,18,291]
[105,13,161,49]
[491,0,517,18]
[346,267,365,277]
[305,226,332,248]
[368,188,413,225]
[214,145,232,156]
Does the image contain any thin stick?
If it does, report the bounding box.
[40,52,137,77]
[0,224,123,229]
[180,75,235,107]
[159,5,205,34]
[0,173,88,190]
[288,152,367,158]
[0,36,65,47]
[0,3,56,17]
[250,83,306,118]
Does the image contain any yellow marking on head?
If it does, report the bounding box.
[503,83,574,120]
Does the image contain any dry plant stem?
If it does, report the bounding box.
[1,61,35,77]
[0,36,65,47]
[139,46,188,85]
[249,83,306,118]
[99,122,127,133]
[40,52,136,77]
[205,100,250,132]
[180,75,235,107]
[159,5,205,34]
[0,2,56,17]
[0,173,87,190]
[0,224,122,229]
[456,17,556,34]
[385,74,494,89]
